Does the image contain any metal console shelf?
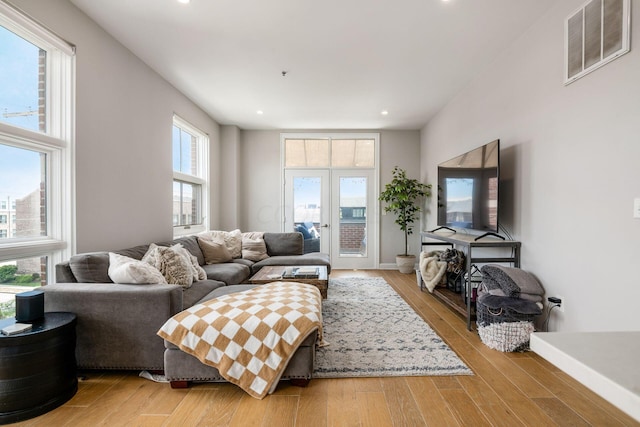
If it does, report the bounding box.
[420,231,521,330]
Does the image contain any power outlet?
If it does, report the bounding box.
[634,198,640,218]
[556,295,565,313]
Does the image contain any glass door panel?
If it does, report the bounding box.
[331,169,376,269]
[284,170,329,253]
[338,176,367,257]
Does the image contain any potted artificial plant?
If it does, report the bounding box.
[379,166,431,273]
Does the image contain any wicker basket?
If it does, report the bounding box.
[476,302,535,352]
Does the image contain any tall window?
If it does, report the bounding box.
[0,2,75,314]
[172,116,208,236]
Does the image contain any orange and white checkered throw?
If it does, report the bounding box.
[157,281,322,398]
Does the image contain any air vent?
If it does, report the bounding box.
[565,0,630,85]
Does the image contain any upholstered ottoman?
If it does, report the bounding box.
[162,284,318,389]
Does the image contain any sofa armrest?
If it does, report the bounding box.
[43,282,183,370]
[55,261,77,283]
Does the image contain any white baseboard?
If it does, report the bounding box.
[530,331,640,422]
[378,263,397,270]
[378,263,418,270]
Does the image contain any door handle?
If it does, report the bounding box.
[321,224,330,228]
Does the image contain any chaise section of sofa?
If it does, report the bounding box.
[162,284,318,388]
[45,231,330,371]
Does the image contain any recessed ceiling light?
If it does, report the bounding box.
[177,0,190,4]
[256,110,264,115]
[381,110,389,115]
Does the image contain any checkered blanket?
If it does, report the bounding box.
[157,281,323,399]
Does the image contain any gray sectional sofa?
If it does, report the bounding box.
[44,232,330,380]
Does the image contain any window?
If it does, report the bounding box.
[0,215,6,224]
[352,208,365,218]
[172,116,208,236]
[284,136,376,168]
[0,255,46,319]
[0,3,75,300]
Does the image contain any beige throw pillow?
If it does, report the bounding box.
[108,252,167,284]
[142,243,194,288]
[242,237,269,261]
[198,229,242,258]
[198,237,233,264]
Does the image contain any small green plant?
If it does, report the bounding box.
[15,274,38,284]
[0,265,18,283]
[379,166,431,256]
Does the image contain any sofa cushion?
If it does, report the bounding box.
[201,262,251,285]
[232,258,254,268]
[68,252,111,283]
[115,244,151,261]
[181,279,226,309]
[264,232,303,256]
[198,238,233,264]
[107,252,167,285]
[296,224,312,239]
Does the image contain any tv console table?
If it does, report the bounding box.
[420,231,521,330]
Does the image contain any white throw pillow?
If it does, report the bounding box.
[108,252,167,284]
[242,237,269,261]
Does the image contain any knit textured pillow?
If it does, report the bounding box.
[142,243,194,288]
[172,244,207,281]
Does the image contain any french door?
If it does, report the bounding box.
[284,169,377,269]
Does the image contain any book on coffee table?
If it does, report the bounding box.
[294,267,319,279]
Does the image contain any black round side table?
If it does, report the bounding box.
[0,312,77,425]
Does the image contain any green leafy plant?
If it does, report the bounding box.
[0,265,18,283]
[379,166,431,256]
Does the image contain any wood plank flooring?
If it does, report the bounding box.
[13,270,639,426]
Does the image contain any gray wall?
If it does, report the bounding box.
[238,129,422,265]
[220,125,241,230]
[421,1,640,332]
[13,0,221,253]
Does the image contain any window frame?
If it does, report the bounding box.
[172,115,209,237]
[0,3,75,282]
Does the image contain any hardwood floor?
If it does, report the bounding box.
[13,270,639,426]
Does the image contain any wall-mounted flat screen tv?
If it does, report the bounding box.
[437,139,500,235]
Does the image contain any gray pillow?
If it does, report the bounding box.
[68,252,112,283]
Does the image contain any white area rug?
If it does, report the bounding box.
[314,277,473,378]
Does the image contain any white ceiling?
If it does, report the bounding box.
[69,0,556,130]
